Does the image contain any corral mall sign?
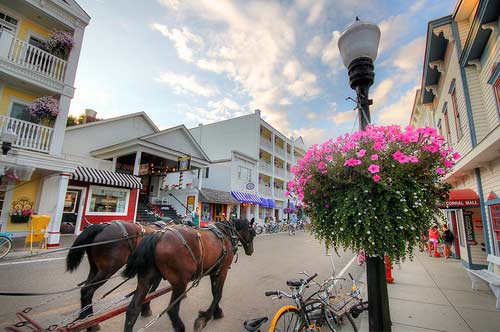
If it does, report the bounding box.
[444,200,480,208]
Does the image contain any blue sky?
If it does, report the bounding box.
[71,0,456,145]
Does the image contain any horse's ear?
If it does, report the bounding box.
[249,219,254,227]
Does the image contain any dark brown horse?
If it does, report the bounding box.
[66,220,172,331]
[122,219,255,332]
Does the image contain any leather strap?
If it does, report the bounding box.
[113,221,135,252]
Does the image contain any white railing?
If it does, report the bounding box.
[275,145,285,156]
[260,137,273,151]
[259,185,272,197]
[7,37,67,83]
[274,189,286,198]
[0,115,53,153]
[259,161,273,174]
[274,167,286,178]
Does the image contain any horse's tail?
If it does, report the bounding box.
[66,223,107,272]
[122,232,162,279]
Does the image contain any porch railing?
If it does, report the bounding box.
[7,37,67,83]
[0,115,53,153]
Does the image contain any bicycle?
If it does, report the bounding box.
[0,231,13,259]
[288,223,296,236]
[244,317,268,332]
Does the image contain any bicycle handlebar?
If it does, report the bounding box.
[305,273,318,284]
[348,273,354,280]
[265,291,279,297]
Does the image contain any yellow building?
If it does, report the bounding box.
[410,0,500,269]
[0,0,90,245]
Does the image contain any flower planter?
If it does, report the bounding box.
[10,215,30,223]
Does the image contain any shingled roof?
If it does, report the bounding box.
[199,188,239,204]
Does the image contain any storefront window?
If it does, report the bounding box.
[87,186,129,215]
[490,204,500,255]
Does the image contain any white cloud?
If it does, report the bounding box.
[330,110,357,125]
[158,0,181,10]
[288,72,320,97]
[151,23,203,62]
[156,71,218,97]
[306,35,323,57]
[392,36,425,80]
[376,87,417,126]
[291,127,329,146]
[279,98,292,105]
[321,30,342,72]
[184,98,246,126]
[283,59,301,81]
[306,0,325,25]
[306,112,318,120]
[371,79,395,108]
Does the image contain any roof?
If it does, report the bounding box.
[199,188,239,204]
[66,112,159,133]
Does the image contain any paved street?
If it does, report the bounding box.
[0,232,365,332]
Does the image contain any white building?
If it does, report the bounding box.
[0,0,90,245]
[190,109,307,222]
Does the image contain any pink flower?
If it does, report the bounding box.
[368,164,380,174]
[408,156,419,163]
[436,167,446,175]
[392,151,407,162]
[325,155,333,161]
[444,160,454,168]
[373,175,381,182]
[318,161,326,171]
[370,154,379,161]
[357,149,366,158]
[373,142,385,150]
[344,158,362,166]
[452,152,461,160]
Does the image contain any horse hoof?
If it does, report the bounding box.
[141,308,153,317]
[214,308,224,319]
[198,310,211,319]
[87,324,100,332]
[194,317,207,331]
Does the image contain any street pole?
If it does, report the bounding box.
[338,19,391,332]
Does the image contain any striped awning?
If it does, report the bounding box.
[260,198,276,208]
[231,191,262,204]
[72,166,143,189]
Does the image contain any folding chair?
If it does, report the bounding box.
[25,215,51,251]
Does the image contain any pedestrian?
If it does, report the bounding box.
[442,223,454,259]
[427,225,439,257]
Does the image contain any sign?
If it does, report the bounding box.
[186,195,195,214]
[444,200,480,208]
[463,212,477,245]
[246,182,255,190]
[178,156,191,171]
[490,204,500,232]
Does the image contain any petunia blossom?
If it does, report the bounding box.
[373,175,381,182]
[370,154,378,161]
[368,164,380,174]
[357,149,366,158]
[436,167,446,175]
[344,158,362,166]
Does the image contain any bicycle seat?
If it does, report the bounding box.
[286,278,304,287]
[244,317,268,332]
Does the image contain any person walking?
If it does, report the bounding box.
[427,225,439,257]
[442,223,454,259]
[289,214,298,236]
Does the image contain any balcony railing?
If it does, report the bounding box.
[274,167,286,178]
[259,161,273,174]
[274,189,285,198]
[0,115,53,153]
[259,185,272,197]
[275,145,285,156]
[0,31,67,84]
[260,137,273,151]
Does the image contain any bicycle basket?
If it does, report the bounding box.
[327,294,358,316]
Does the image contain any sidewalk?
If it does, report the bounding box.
[362,252,500,332]
[6,234,77,259]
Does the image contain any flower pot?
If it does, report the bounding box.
[10,215,30,223]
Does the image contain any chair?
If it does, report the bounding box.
[25,215,51,251]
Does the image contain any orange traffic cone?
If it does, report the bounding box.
[384,255,394,283]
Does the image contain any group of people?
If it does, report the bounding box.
[424,224,455,259]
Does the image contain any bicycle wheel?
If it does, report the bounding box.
[323,309,357,332]
[256,225,263,235]
[0,236,12,259]
[269,306,306,332]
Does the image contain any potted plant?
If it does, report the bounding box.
[45,29,74,60]
[287,125,460,261]
[28,96,59,126]
[10,209,35,223]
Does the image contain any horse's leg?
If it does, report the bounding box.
[79,270,111,332]
[140,275,161,317]
[167,280,189,332]
[124,268,157,332]
[194,269,228,331]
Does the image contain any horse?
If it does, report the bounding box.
[66,220,174,331]
[122,219,256,332]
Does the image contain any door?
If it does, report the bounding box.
[61,189,82,234]
[449,210,460,258]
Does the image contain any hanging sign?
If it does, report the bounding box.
[178,156,191,171]
[463,212,477,245]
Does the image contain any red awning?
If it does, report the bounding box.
[443,189,480,208]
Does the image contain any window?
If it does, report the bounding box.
[0,11,18,33]
[494,77,500,117]
[238,166,252,182]
[203,167,209,178]
[28,36,46,51]
[437,119,443,137]
[489,204,500,255]
[443,109,452,144]
[10,102,33,122]
[451,90,463,140]
[87,186,129,215]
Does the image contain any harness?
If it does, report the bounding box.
[112,220,136,251]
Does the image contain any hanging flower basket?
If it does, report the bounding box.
[45,29,74,60]
[287,125,460,261]
[28,96,59,124]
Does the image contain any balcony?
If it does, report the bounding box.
[0,115,54,153]
[275,145,285,157]
[274,167,286,179]
[274,188,286,198]
[0,30,67,91]
[259,161,273,174]
[259,185,272,197]
[260,137,273,151]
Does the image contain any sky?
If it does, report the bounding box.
[71,0,456,146]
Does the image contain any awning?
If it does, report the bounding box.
[72,166,143,189]
[260,198,276,208]
[442,189,480,208]
[231,191,262,204]
[199,188,239,204]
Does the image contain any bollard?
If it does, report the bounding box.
[384,255,394,283]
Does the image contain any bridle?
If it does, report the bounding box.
[215,220,253,254]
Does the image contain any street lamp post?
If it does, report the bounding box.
[338,18,392,332]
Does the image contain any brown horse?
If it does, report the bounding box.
[66,220,172,331]
[122,219,255,332]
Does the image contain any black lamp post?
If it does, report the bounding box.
[338,18,392,332]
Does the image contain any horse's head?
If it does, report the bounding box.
[233,219,255,255]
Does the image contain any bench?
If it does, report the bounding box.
[466,254,500,308]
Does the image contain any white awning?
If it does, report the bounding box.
[72,166,142,189]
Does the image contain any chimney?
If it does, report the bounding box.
[84,109,97,123]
